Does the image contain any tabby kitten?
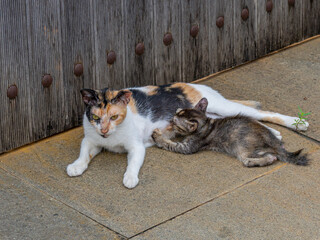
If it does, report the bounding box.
[152,98,309,167]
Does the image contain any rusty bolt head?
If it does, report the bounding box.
[107,51,116,64]
[266,0,273,12]
[74,63,84,77]
[288,0,295,6]
[190,25,199,38]
[42,74,53,88]
[163,33,173,46]
[135,42,145,55]
[216,16,224,28]
[241,8,249,21]
[7,84,18,99]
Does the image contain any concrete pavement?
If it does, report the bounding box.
[1,37,319,239]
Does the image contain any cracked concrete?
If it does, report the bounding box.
[1,37,319,239]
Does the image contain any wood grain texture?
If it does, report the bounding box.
[124,0,155,87]
[60,0,95,128]
[93,0,125,90]
[0,0,32,152]
[281,0,303,47]
[181,0,211,82]
[1,0,320,153]
[302,0,320,38]
[209,0,235,72]
[154,0,182,85]
[256,0,283,56]
[233,0,257,64]
[26,0,64,139]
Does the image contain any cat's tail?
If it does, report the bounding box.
[277,148,309,166]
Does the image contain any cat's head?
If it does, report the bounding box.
[81,88,132,138]
[172,98,208,136]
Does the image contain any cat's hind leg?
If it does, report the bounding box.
[238,152,277,167]
[230,100,262,109]
[206,98,308,131]
[67,138,102,176]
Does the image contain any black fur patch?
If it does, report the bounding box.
[130,84,192,122]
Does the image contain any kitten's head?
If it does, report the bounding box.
[81,88,132,138]
[172,98,208,136]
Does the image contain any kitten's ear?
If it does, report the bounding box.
[176,108,182,114]
[80,89,98,106]
[194,98,208,113]
[112,90,132,105]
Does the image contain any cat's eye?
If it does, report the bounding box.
[110,115,118,121]
[92,114,100,120]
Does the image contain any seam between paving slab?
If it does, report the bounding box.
[0,164,128,240]
[127,163,287,239]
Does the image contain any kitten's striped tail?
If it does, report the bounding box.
[277,148,309,166]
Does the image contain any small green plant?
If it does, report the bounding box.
[292,106,310,130]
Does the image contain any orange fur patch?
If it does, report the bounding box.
[231,100,258,108]
[106,90,119,101]
[128,97,138,114]
[171,83,202,105]
[145,86,159,96]
[262,116,285,126]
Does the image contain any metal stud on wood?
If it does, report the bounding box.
[266,0,273,12]
[135,43,145,55]
[241,8,249,21]
[216,16,224,28]
[7,85,18,99]
[42,74,53,88]
[107,51,116,64]
[163,33,173,46]
[74,63,84,77]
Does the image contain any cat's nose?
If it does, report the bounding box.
[101,128,108,134]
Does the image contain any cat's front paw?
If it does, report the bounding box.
[66,161,88,177]
[123,171,139,189]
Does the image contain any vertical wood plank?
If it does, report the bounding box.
[233,0,257,65]
[209,0,235,72]
[124,0,154,87]
[93,0,125,90]
[281,0,303,47]
[26,0,64,139]
[256,0,282,57]
[302,0,320,39]
[60,0,95,128]
[154,0,182,85]
[0,0,32,152]
[181,0,211,82]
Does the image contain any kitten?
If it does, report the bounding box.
[152,98,309,167]
[67,83,309,189]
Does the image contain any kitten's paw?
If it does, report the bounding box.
[67,161,88,177]
[152,128,163,142]
[123,172,139,189]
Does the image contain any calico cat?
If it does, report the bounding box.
[66,83,309,188]
[152,98,309,167]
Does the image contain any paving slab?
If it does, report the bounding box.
[133,149,320,240]
[0,123,318,238]
[199,37,320,141]
[0,168,123,240]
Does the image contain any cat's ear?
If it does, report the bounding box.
[112,90,132,105]
[194,98,208,112]
[80,89,99,106]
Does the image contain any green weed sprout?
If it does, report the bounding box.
[292,106,310,131]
